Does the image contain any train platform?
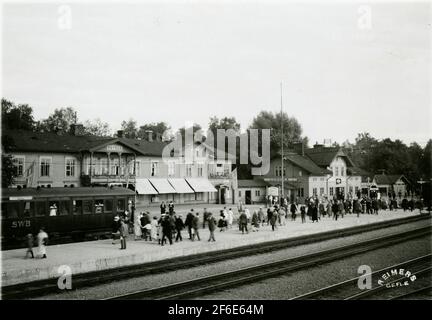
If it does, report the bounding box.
[1,209,426,287]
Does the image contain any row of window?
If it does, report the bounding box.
[238,190,261,197]
[330,166,346,177]
[13,156,207,179]
[2,198,128,218]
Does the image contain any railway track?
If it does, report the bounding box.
[388,285,432,300]
[2,213,430,300]
[291,254,432,300]
[105,225,431,300]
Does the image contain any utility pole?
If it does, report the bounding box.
[280,82,284,203]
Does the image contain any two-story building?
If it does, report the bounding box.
[3,127,238,207]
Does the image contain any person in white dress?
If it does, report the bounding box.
[37,228,48,258]
[227,208,234,228]
[150,216,158,241]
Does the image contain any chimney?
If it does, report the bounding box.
[293,141,305,156]
[117,130,124,138]
[145,130,153,142]
[70,124,85,136]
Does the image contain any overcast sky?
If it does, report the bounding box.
[2,1,431,146]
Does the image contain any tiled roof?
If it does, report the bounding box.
[284,152,332,176]
[374,174,408,185]
[2,130,169,156]
[238,179,270,188]
[305,146,354,167]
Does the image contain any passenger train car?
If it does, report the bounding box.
[1,186,136,249]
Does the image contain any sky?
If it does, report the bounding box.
[1,1,431,146]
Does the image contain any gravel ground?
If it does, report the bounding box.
[35,219,431,300]
[197,236,431,300]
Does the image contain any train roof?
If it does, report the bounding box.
[2,187,136,199]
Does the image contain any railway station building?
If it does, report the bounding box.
[3,128,238,206]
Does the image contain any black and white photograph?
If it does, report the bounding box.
[0,0,431,309]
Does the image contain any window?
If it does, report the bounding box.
[300,188,304,197]
[5,202,19,218]
[355,186,359,194]
[13,156,25,177]
[151,161,158,177]
[313,188,317,195]
[298,170,302,177]
[320,187,325,195]
[35,201,46,216]
[195,192,203,201]
[94,199,104,214]
[73,200,82,215]
[105,199,113,213]
[83,200,93,214]
[110,158,119,175]
[335,167,339,177]
[186,164,192,177]
[313,177,317,181]
[239,190,242,197]
[40,157,51,177]
[59,200,70,215]
[65,158,75,177]
[197,164,203,177]
[330,187,334,196]
[349,186,353,194]
[117,199,125,212]
[255,190,261,197]
[341,167,345,176]
[23,201,33,217]
[168,161,175,177]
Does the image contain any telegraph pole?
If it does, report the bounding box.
[280,82,284,203]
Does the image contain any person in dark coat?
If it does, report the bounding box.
[372,198,379,214]
[111,215,121,245]
[140,212,151,240]
[175,214,185,242]
[160,201,167,214]
[239,211,248,234]
[185,209,194,240]
[402,198,408,211]
[207,213,216,242]
[290,202,297,221]
[267,207,273,226]
[25,233,34,259]
[191,213,200,241]
[270,212,277,231]
[311,203,318,222]
[300,205,306,223]
[168,201,175,215]
[332,201,339,221]
[161,215,173,246]
[203,208,210,229]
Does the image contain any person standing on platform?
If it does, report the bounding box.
[151,216,158,241]
[161,214,173,246]
[175,214,185,242]
[160,201,167,214]
[185,209,194,240]
[372,198,379,214]
[37,228,48,258]
[311,203,318,223]
[332,200,339,221]
[203,208,210,229]
[267,207,273,226]
[25,233,34,259]
[227,208,234,229]
[207,212,216,242]
[251,210,259,232]
[327,200,332,218]
[168,201,175,215]
[119,218,129,250]
[319,201,325,219]
[111,215,121,244]
[191,212,201,241]
[290,202,297,221]
[134,213,143,240]
[300,205,306,223]
[239,211,248,234]
[258,207,265,226]
[270,210,277,231]
[338,199,345,218]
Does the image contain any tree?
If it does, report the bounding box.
[120,119,138,138]
[249,110,305,158]
[83,118,112,137]
[208,116,241,133]
[2,98,35,131]
[137,122,172,141]
[2,133,17,187]
[37,107,78,134]
[178,123,204,143]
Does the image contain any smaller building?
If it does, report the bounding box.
[237,179,269,204]
[372,174,410,198]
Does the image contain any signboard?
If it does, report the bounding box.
[287,178,297,182]
[107,145,124,152]
[267,187,279,196]
[9,196,33,201]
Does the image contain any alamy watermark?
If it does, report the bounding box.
[357,265,417,290]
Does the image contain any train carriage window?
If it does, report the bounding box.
[5,202,20,218]
[83,200,93,214]
[94,200,104,214]
[35,201,47,216]
[73,200,83,215]
[59,200,70,216]
[105,199,113,213]
[49,201,59,216]
[23,201,34,217]
[117,199,125,212]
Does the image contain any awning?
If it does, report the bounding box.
[186,178,217,193]
[135,179,158,195]
[149,178,177,194]
[168,178,195,193]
